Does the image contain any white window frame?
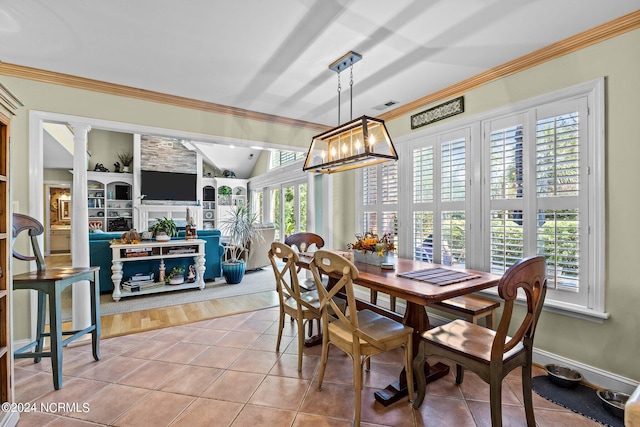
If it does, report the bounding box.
[356,78,606,322]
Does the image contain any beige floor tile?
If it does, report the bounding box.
[77,355,148,383]
[170,397,243,427]
[117,360,185,389]
[153,342,209,364]
[112,390,195,426]
[201,369,266,403]
[214,330,261,349]
[66,383,151,425]
[157,365,223,396]
[248,375,311,410]
[227,349,280,374]
[230,404,296,427]
[189,346,244,369]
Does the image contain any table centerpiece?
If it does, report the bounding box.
[348,231,395,266]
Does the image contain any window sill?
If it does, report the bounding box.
[479,289,609,324]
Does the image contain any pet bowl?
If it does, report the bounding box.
[596,389,629,419]
[545,364,583,388]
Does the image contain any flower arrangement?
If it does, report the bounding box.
[348,231,395,255]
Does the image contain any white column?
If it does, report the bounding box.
[69,123,92,330]
[306,172,315,233]
[322,174,333,249]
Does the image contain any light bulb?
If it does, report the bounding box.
[342,143,347,154]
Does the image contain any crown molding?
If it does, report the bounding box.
[379,9,640,122]
[0,62,328,132]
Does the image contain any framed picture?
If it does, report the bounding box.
[58,199,70,220]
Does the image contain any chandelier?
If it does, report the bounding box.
[303,51,398,174]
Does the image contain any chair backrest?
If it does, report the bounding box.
[12,213,46,271]
[285,232,324,254]
[269,242,317,311]
[492,256,547,360]
[310,250,363,334]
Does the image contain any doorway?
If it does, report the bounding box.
[46,184,72,255]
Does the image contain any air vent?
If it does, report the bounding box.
[372,100,399,111]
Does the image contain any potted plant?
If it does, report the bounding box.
[219,205,263,284]
[148,217,178,242]
[117,152,133,173]
[219,185,232,205]
[166,266,185,285]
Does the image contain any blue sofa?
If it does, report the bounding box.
[89,229,224,293]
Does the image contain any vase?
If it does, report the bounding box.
[169,275,184,285]
[222,260,246,284]
[353,249,392,266]
[155,233,170,242]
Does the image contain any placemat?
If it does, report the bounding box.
[397,267,480,286]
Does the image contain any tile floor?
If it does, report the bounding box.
[14,307,600,426]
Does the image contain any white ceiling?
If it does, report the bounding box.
[2,1,637,175]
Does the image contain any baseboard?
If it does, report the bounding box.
[0,410,19,427]
[532,349,638,394]
[353,286,639,394]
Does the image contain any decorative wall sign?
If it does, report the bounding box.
[411,96,464,129]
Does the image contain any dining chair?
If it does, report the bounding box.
[412,256,547,427]
[310,250,414,426]
[284,232,326,334]
[268,241,345,371]
[12,213,101,390]
[284,232,325,288]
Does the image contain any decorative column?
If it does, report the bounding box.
[69,123,92,331]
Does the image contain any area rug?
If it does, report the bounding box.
[62,267,277,319]
[531,375,624,427]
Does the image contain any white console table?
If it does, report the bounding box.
[110,239,206,301]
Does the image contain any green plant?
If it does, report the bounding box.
[219,186,232,196]
[220,205,263,263]
[117,152,133,166]
[167,266,185,278]
[148,217,178,237]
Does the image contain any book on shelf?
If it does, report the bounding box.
[122,281,163,292]
[129,272,154,282]
[166,247,197,255]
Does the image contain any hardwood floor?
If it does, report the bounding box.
[47,253,279,339]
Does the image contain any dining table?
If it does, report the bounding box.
[296,253,501,406]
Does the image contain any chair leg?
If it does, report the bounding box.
[49,289,63,390]
[317,333,329,390]
[370,289,378,305]
[522,363,536,426]
[276,309,285,351]
[489,373,503,427]
[412,342,427,408]
[90,279,101,361]
[455,364,465,385]
[296,318,305,372]
[353,352,363,427]
[34,290,46,364]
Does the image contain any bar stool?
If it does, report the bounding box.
[12,213,101,390]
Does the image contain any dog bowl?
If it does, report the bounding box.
[596,389,629,419]
[545,364,583,388]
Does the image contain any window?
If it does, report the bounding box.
[270,150,304,169]
[360,162,398,250]
[355,79,605,319]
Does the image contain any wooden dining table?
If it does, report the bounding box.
[296,254,501,406]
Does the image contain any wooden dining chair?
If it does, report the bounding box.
[268,242,345,371]
[12,213,101,390]
[310,250,414,426]
[284,232,325,287]
[412,256,547,427]
[284,232,326,333]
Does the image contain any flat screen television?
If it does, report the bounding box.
[140,170,197,202]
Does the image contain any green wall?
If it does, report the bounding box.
[3,28,640,382]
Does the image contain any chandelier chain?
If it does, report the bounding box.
[349,59,354,120]
[337,71,341,125]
